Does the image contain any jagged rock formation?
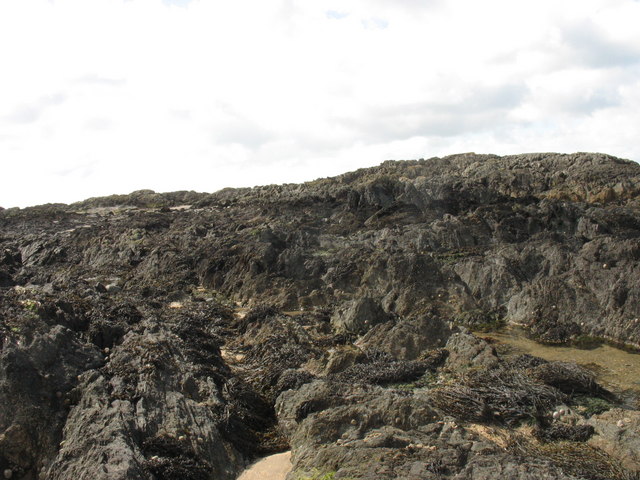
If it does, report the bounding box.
[4,152,640,347]
[1,152,640,479]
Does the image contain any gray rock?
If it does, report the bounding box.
[5,153,640,347]
[46,327,242,480]
[3,152,640,480]
[358,316,455,360]
[105,283,121,293]
[276,381,578,480]
[0,326,103,478]
[444,331,499,370]
[331,297,389,335]
[587,408,640,472]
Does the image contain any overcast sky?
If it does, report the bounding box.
[1,0,639,207]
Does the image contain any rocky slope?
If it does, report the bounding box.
[1,152,640,479]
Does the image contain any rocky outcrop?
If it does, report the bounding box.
[443,331,499,370]
[357,316,454,361]
[2,152,640,479]
[274,366,608,479]
[330,297,389,335]
[0,325,103,479]
[0,292,280,480]
[3,153,640,347]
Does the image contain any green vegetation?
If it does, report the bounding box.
[435,250,473,265]
[19,299,41,320]
[390,371,439,391]
[296,470,355,480]
[20,299,40,311]
[296,470,336,480]
[129,229,145,241]
[571,335,604,350]
[455,309,506,332]
[573,395,613,417]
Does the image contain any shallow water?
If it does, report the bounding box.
[479,328,640,405]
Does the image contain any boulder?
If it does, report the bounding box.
[323,345,366,375]
[331,297,388,335]
[357,316,455,360]
[444,331,499,370]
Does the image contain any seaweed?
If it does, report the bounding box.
[235,304,280,333]
[275,369,316,397]
[335,360,428,386]
[431,367,566,425]
[534,423,595,443]
[142,436,212,480]
[508,435,636,480]
[531,361,614,398]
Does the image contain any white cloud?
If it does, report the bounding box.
[0,0,639,207]
[4,93,67,125]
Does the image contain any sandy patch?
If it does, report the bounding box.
[237,451,292,480]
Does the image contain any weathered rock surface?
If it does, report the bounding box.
[330,297,389,335]
[443,331,499,370]
[3,153,640,347]
[0,294,275,479]
[2,152,640,479]
[587,408,640,472]
[357,316,454,361]
[0,324,103,479]
[276,380,582,480]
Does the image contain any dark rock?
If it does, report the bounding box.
[535,423,595,442]
[0,325,102,478]
[274,369,315,398]
[2,153,640,479]
[235,304,279,333]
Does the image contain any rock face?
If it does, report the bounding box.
[443,331,499,370]
[0,325,103,479]
[357,316,454,360]
[276,380,579,480]
[1,152,640,479]
[330,297,389,335]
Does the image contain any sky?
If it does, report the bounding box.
[1,0,639,208]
